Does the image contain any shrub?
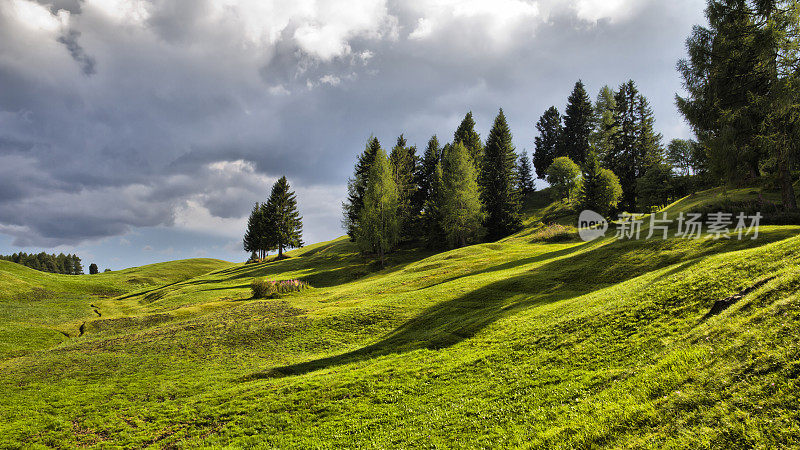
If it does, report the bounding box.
[251,278,309,299]
[530,224,579,242]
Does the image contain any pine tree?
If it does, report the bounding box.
[358,147,399,268]
[422,158,447,248]
[243,202,265,259]
[389,134,419,239]
[517,150,535,194]
[453,111,483,169]
[440,142,484,248]
[533,106,562,179]
[560,80,595,166]
[413,135,443,222]
[591,85,618,162]
[604,80,662,209]
[264,176,303,258]
[343,137,381,240]
[480,109,522,240]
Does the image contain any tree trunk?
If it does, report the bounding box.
[379,246,384,269]
[278,244,283,258]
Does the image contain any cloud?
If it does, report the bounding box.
[57,29,97,75]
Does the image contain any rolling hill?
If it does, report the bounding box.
[1,187,799,448]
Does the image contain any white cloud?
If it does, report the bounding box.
[573,0,641,23]
[408,17,432,40]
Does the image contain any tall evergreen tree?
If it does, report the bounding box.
[264,176,304,258]
[343,137,381,240]
[413,135,443,221]
[517,149,535,194]
[591,85,618,161]
[358,148,399,268]
[453,111,484,168]
[480,109,522,240]
[560,80,595,166]
[243,202,266,259]
[440,142,485,248]
[533,106,563,179]
[389,134,419,239]
[604,80,662,209]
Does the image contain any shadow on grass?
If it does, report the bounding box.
[241,231,797,381]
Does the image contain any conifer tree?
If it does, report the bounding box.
[358,148,399,268]
[423,159,447,248]
[413,135,443,221]
[517,150,535,194]
[264,176,304,258]
[389,134,419,238]
[591,85,618,162]
[480,109,522,240]
[453,111,483,168]
[533,106,563,179]
[440,142,484,247]
[343,137,381,240]
[243,202,265,259]
[560,80,595,166]
[604,80,662,209]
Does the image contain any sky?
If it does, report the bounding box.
[0,0,707,270]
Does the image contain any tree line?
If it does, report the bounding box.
[342,109,534,267]
[677,0,800,211]
[0,252,84,275]
[243,176,304,260]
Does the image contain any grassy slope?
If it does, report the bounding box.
[0,258,231,359]
[1,187,799,448]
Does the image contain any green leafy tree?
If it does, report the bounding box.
[389,134,419,239]
[453,111,484,169]
[560,80,595,166]
[480,109,522,240]
[264,176,304,258]
[440,142,485,247]
[578,151,622,215]
[343,137,381,240]
[636,163,675,210]
[517,149,535,194]
[533,106,562,179]
[89,263,98,275]
[546,156,581,202]
[358,147,400,268]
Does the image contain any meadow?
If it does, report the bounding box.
[1,187,799,448]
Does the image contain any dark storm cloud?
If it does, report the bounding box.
[0,0,706,250]
[57,29,96,75]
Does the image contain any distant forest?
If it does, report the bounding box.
[0,252,84,275]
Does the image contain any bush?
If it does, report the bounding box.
[530,224,579,242]
[251,278,309,299]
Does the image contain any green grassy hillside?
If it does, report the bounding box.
[1,188,799,448]
[0,258,231,359]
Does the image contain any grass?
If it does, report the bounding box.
[1,187,800,448]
